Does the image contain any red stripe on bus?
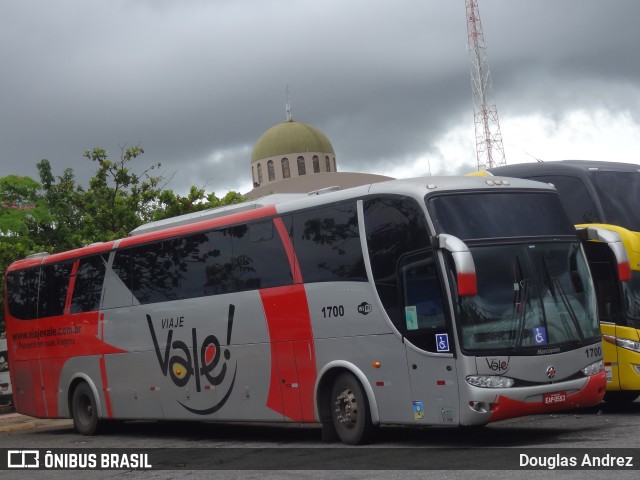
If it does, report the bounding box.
[488,371,606,423]
[99,355,113,418]
[64,260,80,316]
[618,261,631,282]
[260,285,316,422]
[118,205,278,248]
[457,272,477,296]
[273,217,303,284]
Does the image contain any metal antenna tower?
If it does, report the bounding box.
[465,0,506,170]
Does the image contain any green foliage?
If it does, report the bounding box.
[82,145,163,240]
[37,159,86,251]
[154,187,244,221]
[0,144,245,335]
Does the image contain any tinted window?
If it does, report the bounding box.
[71,254,108,313]
[364,196,431,327]
[111,220,292,305]
[180,231,234,298]
[38,262,73,317]
[130,239,182,304]
[529,175,600,224]
[290,202,366,283]
[230,221,292,291]
[6,269,40,320]
[589,171,640,231]
[428,192,576,240]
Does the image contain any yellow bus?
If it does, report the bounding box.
[487,161,640,404]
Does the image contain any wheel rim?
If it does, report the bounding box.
[334,386,358,429]
[78,394,93,425]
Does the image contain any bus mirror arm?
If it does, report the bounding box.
[577,227,631,282]
[433,234,478,297]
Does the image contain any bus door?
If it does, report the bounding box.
[399,251,460,424]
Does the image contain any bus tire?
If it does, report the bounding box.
[71,382,103,435]
[604,391,639,405]
[330,372,375,445]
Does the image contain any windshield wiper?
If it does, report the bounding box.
[540,254,584,342]
[513,254,528,348]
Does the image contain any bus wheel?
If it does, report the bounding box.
[604,391,640,405]
[330,372,375,445]
[71,382,102,435]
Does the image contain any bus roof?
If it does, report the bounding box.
[489,160,640,177]
[6,175,556,272]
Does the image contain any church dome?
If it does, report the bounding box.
[251,120,335,163]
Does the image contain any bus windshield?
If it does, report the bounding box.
[455,242,599,353]
[428,191,576,240]
[589,171,640,232]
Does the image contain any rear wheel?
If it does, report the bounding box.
[330,372,375,445]
[71,382,103,435]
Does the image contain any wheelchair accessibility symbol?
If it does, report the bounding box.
[534,327,547,345]
[436,333,450,352]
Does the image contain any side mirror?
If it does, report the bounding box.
[434,234,477,296]
[576,227,631,282]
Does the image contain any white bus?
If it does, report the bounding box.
[5,176,612,444]
[0,338,12,406]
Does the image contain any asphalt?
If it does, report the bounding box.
[0,403,73,433]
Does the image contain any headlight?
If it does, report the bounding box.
[581,359,604,376]
[466,375,514,388]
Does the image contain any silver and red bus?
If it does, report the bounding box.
[4,176,609,444]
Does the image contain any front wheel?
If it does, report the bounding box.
[71,382,103,435]
[330,372,375,445]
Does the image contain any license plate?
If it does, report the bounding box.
[544,391,566,405]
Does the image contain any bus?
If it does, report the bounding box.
[0,338,13,406]
[4,176,611,444]
[487,161,640,404]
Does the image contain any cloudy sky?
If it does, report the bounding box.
[1,0,639,196]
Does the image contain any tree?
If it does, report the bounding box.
[154,186,244,220]
[37,159,86,251]
[0,145,245,334]
[82,145,163,240]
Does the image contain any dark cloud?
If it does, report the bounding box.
[1,0,639,195]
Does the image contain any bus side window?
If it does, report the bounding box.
[399,253,449,353]
[6,269,39,320]
[231,220,292,290]
[70,254,108,313]
[290,202,366,283]
[38,262,73,318]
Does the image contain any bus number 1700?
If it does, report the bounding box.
[585,346,602,359]
[322,305,345,318]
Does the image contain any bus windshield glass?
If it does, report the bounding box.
[428,192,576,240]
[455,242,599,353]
[589,171,640,232]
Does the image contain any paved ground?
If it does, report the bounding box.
[0,404,72,433]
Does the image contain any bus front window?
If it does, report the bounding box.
[456,242,599,353]
[589,171,640,232]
